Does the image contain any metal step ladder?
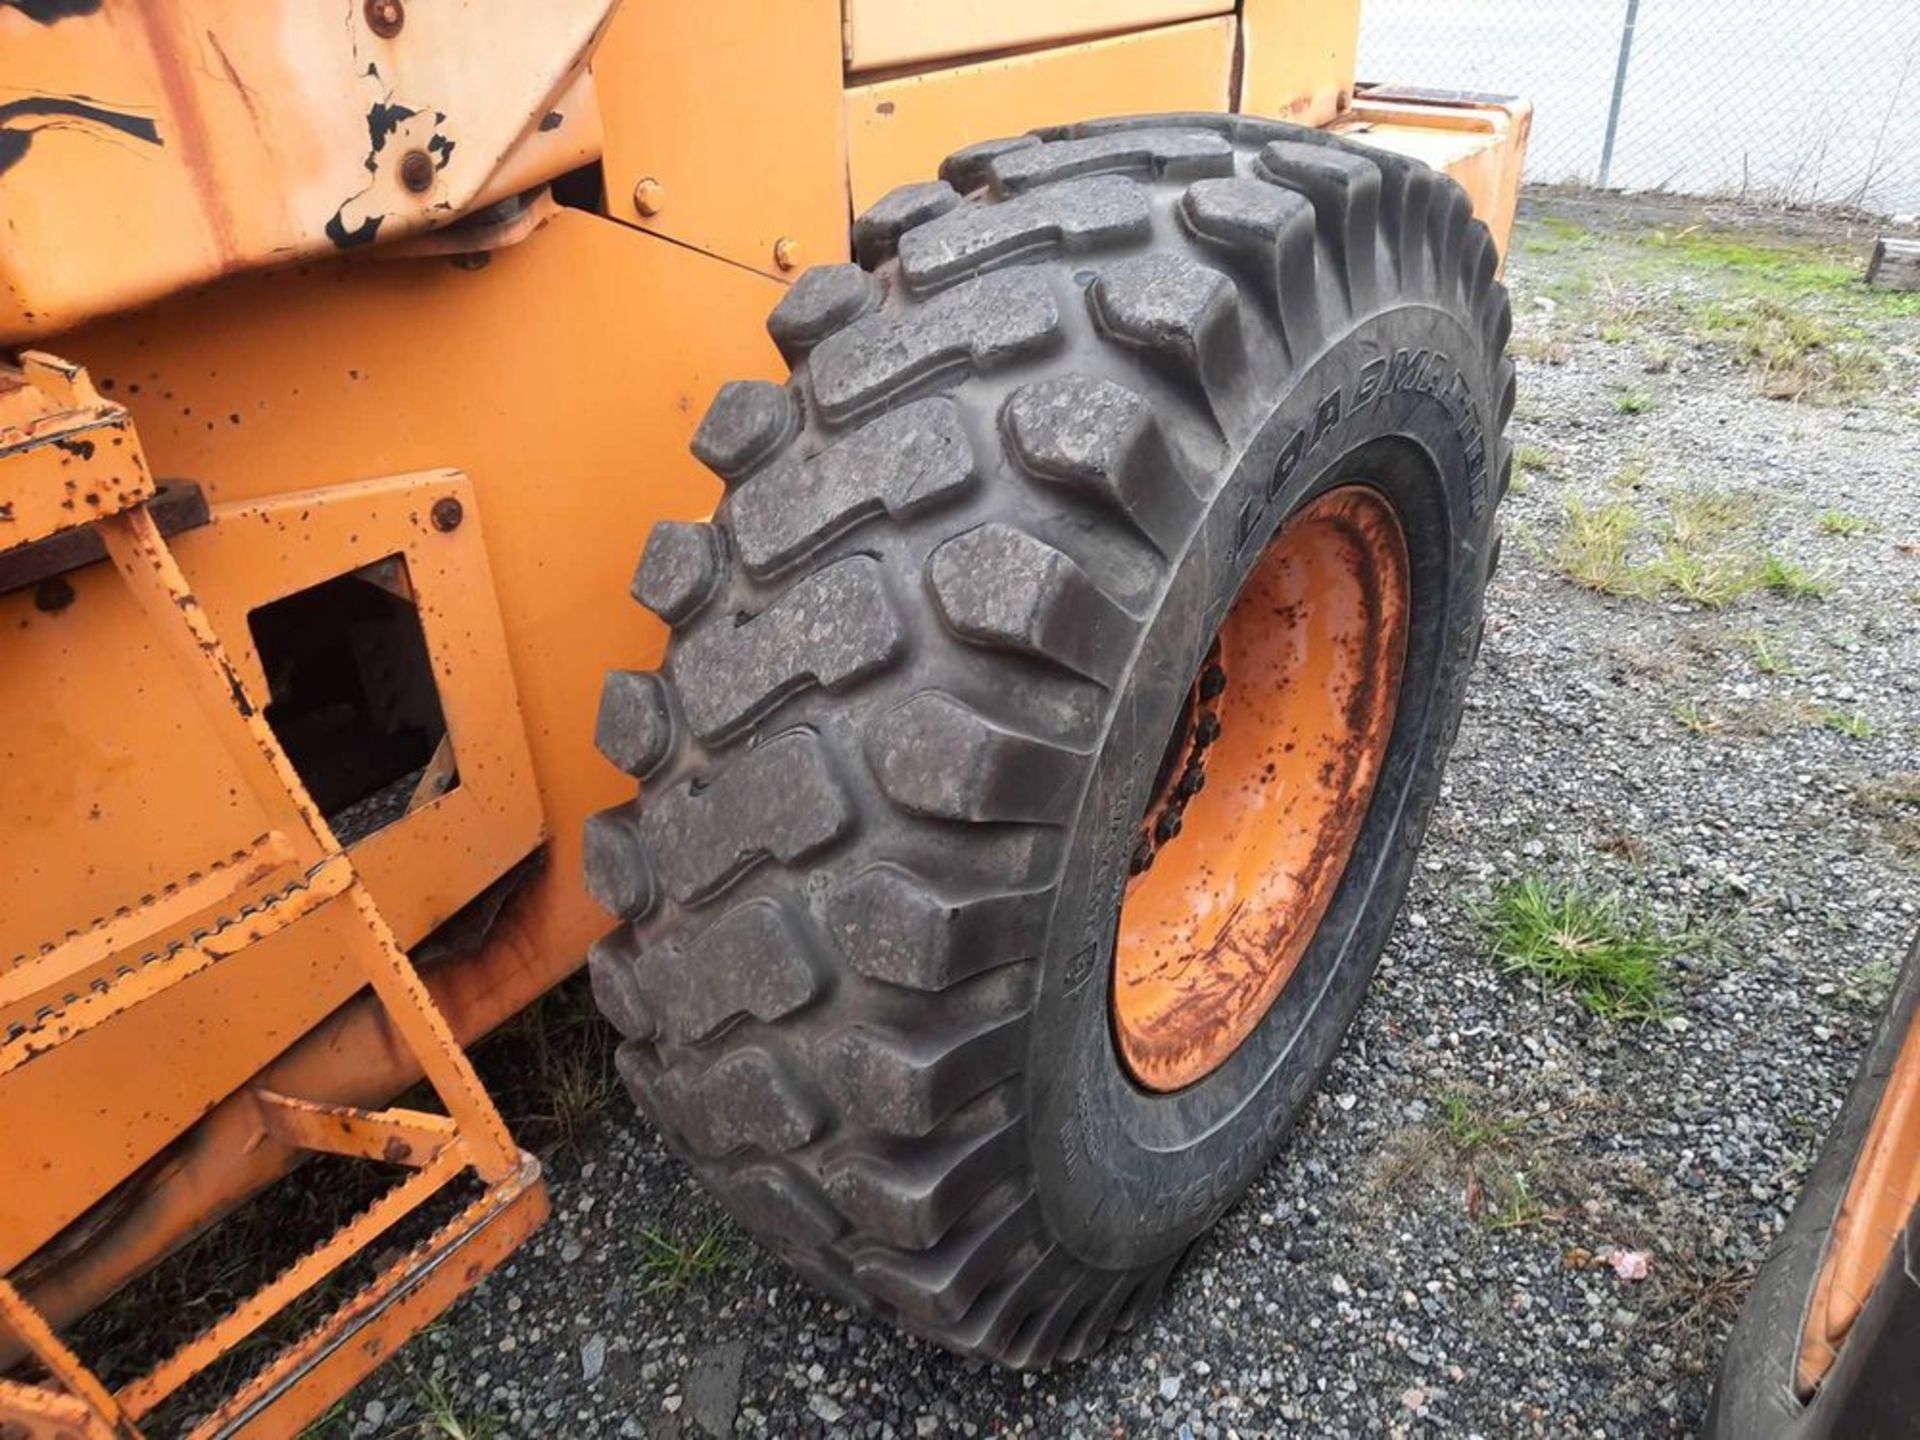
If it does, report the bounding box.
[0,352,546,1439]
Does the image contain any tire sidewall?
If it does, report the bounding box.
[1032,304,1499,1270]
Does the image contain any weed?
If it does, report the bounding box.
[1439,1091,1523,1152]
[1612,388,1656,415]
[1510,334,1573,366]
[1695,297,1879,402]
[1483,877,1679,1021]
[1607,453,1652,492]
[1482,1169,1559,1231]
[638,1221,745,1295]
[1515,442,1557,477]
[1671,699,1723,735]
[1600,322,1631,344]
[1740,630,1795,675]
[1841,960,1898,1013]
[1664,489,1759,550]
[1817,510,1873,537]
[408,1369,502,1440]
[1642,546,1758,608]
[1822,709,1874,739]
[1759,554,1830,599]
[502,983,618,1153]
[1555,498,1643,597]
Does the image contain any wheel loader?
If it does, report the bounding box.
[1,2,1909,1436]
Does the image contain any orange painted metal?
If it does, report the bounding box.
[844,17,1237,214]
[593,0,852,278]
[1238,0,1363,127]
[843,0,1233,72]
[0,353,153,549]
[0,414,541,1436]
[175,472,545,949]
[0,1278,129,1438]
[1336,91,1534,261]
[1797,1002,1920,1392]
[1113,487,1409,1091]
[0,2,614,344]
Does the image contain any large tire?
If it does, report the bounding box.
[586,114,1514,1367]
[1704,931,1920,1439]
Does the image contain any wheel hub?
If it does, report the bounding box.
[1111,485,1412,1092]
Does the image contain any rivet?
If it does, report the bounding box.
[365,0,404,37]
[431,496,464,532]
[773,236,802,271]
[633,177,666,216]
[400,149,436,194]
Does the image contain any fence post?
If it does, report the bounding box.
[1598,0,1642,188]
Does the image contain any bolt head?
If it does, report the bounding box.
[773,237,802,271]
[365,0,404,37]
[633,178,666,216]
[430,496,464,532]
[400,149,435,194]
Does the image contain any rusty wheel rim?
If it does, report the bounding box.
[1112,485,1411,1092]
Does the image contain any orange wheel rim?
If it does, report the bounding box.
[1112,485,1411,1092]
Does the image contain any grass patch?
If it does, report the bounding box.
[1439,1091,1523,1151]
[1509,334,1572,366]
[1759,553,1830,598]
[1822,709,1875,739]
[1817,510,1874,537]
[1740,630,1795,675]
[1612,387,1657,415]
[1695,297,1881,402]
[1555,498,1641,596]
[496,980,618,1154]
[406,1369,503,1440]
[638,1221,745,1296]
[1671,699,1723,735]
[1483,876,1679,1021]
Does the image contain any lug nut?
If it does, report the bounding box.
[1195,712,1222,747]
[1154,810,1183,845]
[1129,838,1154,875]
[1176,763,1206,799]
[1199,664,1227,701]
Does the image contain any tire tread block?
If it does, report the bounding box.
[639,730,852,904]
[730,398,978,576]
[674,557,904,740]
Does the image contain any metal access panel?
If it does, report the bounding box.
[842,0,1233,71]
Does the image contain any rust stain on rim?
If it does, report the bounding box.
[1112,485,1410,1092]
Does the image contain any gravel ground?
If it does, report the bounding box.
[339,192,1919,1440]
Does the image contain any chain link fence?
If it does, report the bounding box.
[1359,0,1920,217]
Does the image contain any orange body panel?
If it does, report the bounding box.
[593,0,852,278]
[1239,0,1364,126]
[843,0,1231,71]
[0,1,612,343]
[844,17,1237,214]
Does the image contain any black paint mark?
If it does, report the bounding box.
[538,110,563,132]
[325,210,383,248]
[52,437,95,460]
[0,94,161,176]
[426,132,455,169]
[2,0,102,24]
[366,101,416,153]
